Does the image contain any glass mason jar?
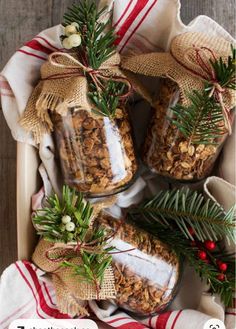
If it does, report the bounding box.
[96,212,181,316]
[143,79,229,182]
[52,107,138,196]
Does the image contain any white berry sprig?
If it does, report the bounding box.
[61,22,82,50]
[33,186,93,243]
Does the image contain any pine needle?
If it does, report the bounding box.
[128,188,236,244]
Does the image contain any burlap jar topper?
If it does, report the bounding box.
[32,239,116,317]
[20,51,131,143]
[121,32,236,133]
[32,197,117,317]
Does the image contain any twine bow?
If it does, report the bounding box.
[45,239,110,263]
[172,46,232,134]
[45,239,109,299]
[44,52,132,99]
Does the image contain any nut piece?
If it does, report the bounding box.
[53,107,137,195]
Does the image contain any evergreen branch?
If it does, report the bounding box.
[209,45,236,90]
[171,90,226,145]
[33,186,93,243]
[128,218,235,307]
[62,250,113,286]
[88,80,127,118]
[128,188,236,243]
[171,46,235,144]
[62,1,128,119]
[63,0,116,69]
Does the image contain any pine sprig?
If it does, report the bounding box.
[171,46,236,144]
[62,1,128,119]
[33,186,93,243]
[128,206,236,307]
[88,80,127,118]
[62,249,113,286]
[208,45,236,90]
[63,1,116,69]
[33,186,115,286]
[128,188,236,244]
[171,90,225,145]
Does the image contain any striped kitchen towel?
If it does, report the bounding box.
[0,260,225,329]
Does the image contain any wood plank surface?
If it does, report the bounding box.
[0,0,235,274]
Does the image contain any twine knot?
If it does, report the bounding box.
[45,51,132,96]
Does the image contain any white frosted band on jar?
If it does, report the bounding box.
[111,238,178,297]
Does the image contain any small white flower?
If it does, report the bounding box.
[65,24,78,36]
[65,222,75,232]
[61,215,72,224]
[62,37,72,49]
[71,22,79,28]
[67,33,82,48]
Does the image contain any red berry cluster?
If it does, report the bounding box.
[198,241,228,281]
[188,228,228,282]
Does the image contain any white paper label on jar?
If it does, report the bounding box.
[9,319,98,329]
[111,238,178,297]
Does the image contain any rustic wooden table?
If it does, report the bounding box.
[0,0,235,273]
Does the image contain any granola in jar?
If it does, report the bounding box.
[52,107,137,196]
[96,213,181,315]
[143,79,227,181]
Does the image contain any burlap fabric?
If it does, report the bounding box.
[121,32,236,132]
[32,198,117,317]
[32,239,116,317]
[20,51,128,143]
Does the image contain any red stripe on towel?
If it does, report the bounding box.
[118,323,147,329]
[120,0,158,53]
[107,317,133,324]
[35,36,60,51]
[25,39,53,55]
[17,49,46,61]
[171,310,183,329]
[15,262,44,319]
[23,261,71,319]
[155,311,172,329]
[43,282,56,306]
[114,0,149,45]
[226,312,236,316]
[114,0,134,28]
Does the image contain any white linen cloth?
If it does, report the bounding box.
[0,0,235,328]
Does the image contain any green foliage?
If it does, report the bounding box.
[88,80,127,118]
[128,188,236,244]
[33,186,93,243]
[62,250,113,286]
[208,45,236,90]
[127,188,236,307]
[171,90,225,145]
[63,0,116,69]
[33,186,114,286]
[63,0,128,119]
[171,45,236,144]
